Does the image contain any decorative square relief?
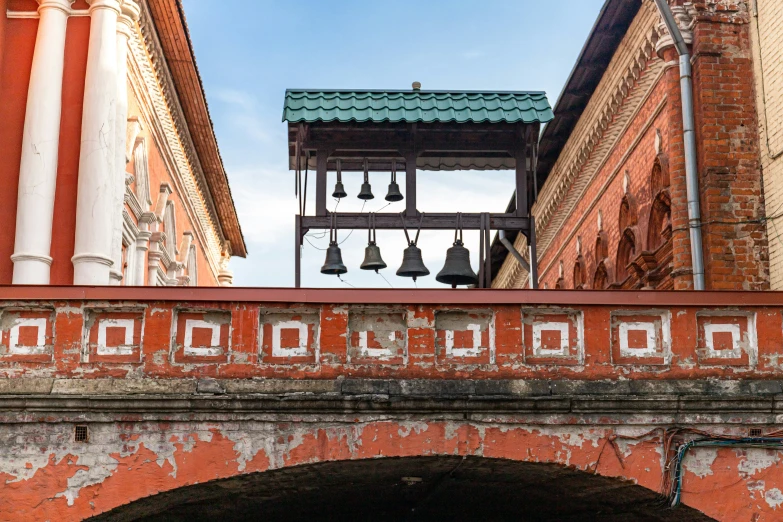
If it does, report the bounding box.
[696,312,756,367]
[522,309,583,365]
[173,310,231,364]
[434,310,493,364]
[83,309,144,363]
[259,310,319,364]
[0,308,54,362]
[610,310,671,366]
[348,310,406,364]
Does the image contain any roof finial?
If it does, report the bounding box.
[412,81,421,91]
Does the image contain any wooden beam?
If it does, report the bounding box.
[315,149,328,216]
[301,213,530,231]
[515,125,529,217]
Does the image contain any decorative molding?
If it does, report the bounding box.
[127,1,224,283]
[6,9,88,19]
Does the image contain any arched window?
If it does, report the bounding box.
[187,244,198,286]
[133,139,152,212]
[616,229,637,282]
[163,201,177,259]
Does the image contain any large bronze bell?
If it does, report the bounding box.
[360,213,386,272]
[321,242,347,275]
[332,159,347,198]
[397,243,429,281]
[358,159,374,200]
[360,243,387,272]
[385,160,404,202]
[436,240,478,287]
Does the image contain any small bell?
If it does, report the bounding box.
[332,159,347,199]
[436,240,478,288]
[321,242,347,275]
[385,160,404,202]
[358,158,374,200]
[397,244,429,281]
[360,213,387,272]
[321,212,347,275]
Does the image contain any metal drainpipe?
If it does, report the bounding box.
[653,0,706,290]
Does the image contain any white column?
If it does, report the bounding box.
[109,0,139,285]
[134,213,155,285]
[11,0,74,284]
[72,0,121,285]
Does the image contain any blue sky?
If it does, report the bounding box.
[182,0,606,288]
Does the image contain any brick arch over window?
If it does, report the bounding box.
[593,259,615,290]
[647,156,672,252]
[593,231,614,289]
[618,193,638,235]
[616,228,638,282]
[573,257,587,289]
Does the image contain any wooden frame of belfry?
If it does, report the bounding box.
[285,93,547,289]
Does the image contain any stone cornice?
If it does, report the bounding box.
[495,3,664,289]
[128,2,224,283]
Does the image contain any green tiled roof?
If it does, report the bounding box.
[283,90,554,124]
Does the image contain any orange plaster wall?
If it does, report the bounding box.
[49,15,90,285]
[0,13,36,285]
[126,92,218,286]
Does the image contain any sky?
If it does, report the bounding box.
[181,0,606,288]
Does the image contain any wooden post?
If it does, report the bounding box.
[529,215,539,289]
[483,212,492,288]
[405,151,417,216]
[515,125,529,217]
[294,215,302,288]
[315,150,328,216]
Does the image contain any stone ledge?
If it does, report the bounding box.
[2,378,783,398]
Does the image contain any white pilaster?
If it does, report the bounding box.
[134,213,155,285]
[109,0,140,285]
[72,0,121,285]
[11,0,74,284]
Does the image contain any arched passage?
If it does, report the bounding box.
[91,457,712,522]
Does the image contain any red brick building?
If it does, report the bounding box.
[0,0,245,287]
[493,0,770,291]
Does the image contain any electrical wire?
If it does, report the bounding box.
[378,271,394,288]
[337,275,355,288]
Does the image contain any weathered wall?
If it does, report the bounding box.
[3,416,783,521]
[752,0,783,289]
[0,288,781,379]
[1,288,783,521]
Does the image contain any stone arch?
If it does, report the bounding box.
[9,420,709,521]
[93,456,710,521]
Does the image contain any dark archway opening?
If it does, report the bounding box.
[91,457,713,521]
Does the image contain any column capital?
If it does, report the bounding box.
[86,0,121,15]
[117,0,140,36]
[655,4,697,58]
[37,0,75,15]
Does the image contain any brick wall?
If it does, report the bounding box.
[752,0,783,288]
